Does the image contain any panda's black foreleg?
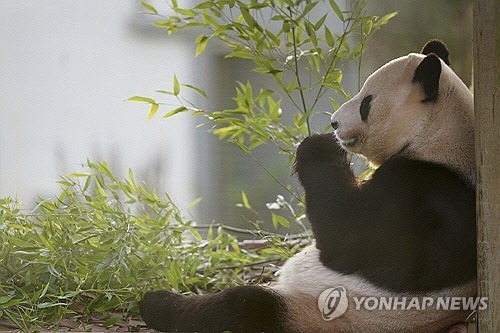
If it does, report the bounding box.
[139,286,288,332]
[294,134,477,292]
[294,134,360,261]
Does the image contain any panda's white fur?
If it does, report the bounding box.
[270,51,475,332]
[274,245,475,332]
[331,53,474,184]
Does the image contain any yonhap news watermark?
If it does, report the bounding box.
[351,295,488,311]
[318,286,488,321]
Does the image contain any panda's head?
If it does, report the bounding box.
[331,40,474,177]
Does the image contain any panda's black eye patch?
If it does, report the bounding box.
[360,95,373,121]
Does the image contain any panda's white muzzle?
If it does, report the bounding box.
[338,135,359,147]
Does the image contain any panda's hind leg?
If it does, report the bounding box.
[139,285,288,333]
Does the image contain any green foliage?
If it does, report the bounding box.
[129,1,395,238]
[0,161,302,329]
[131,0,396,160]
[129,0,393,245]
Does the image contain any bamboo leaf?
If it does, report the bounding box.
[302,1,319,17]
[189,227,202,241]
[315,14,328,31]
[282,20,290,33]
[173,75,180,96]
[182,84,207,97]
[363,20,373,36]
[240,7,255,27]
[163,106,188,118]
[66,172,91,178]
[241,191,251,209]
[225,50,254,59]
[376,12,398,27]
[140,2,158,15]
[325,26,334,47]
[195,2,214,9]
[329,0,344,22]
[272,214,290,229]
[148,103,159,121]
[128,96,156,104]
[195,35,209,57]
[188,197,203,209]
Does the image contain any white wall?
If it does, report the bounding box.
[0,1,200,209]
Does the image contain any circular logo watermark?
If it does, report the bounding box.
[318,286,348,321]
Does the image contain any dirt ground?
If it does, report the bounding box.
[0,318,155,332]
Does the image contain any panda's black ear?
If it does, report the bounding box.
[421,39,450,65]
[412,54,442,103]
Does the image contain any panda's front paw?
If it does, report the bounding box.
[294,134,346,172]
[139,290,184,331]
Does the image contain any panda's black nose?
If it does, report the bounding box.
[331,121,339,130]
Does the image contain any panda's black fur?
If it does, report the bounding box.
[140,286,288,332]
[294,134,475,293]
[139,40,476,333]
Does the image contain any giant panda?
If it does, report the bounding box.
[139,40,476,333]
